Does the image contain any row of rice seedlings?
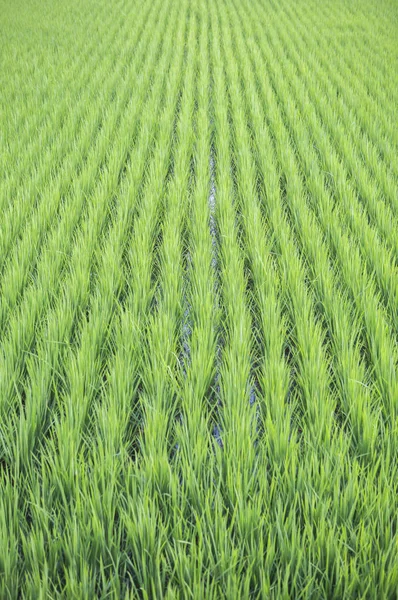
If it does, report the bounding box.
[0,1,156,335]
[288,0,398,164]
[255,0,398,326]
[0,0,168,437]
[0,0,130,216]
[229,0,378,458]
[206,7,224,453]
[241,0,398,417]
[139,0,195,506]
[212,0,257,499]
[175,6,217,499]
[275,0,398,215]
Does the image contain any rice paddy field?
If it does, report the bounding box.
[0,0,398,597]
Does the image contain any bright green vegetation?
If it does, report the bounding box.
[1,0,397,596]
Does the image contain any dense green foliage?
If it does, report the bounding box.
[1,0,397,597]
